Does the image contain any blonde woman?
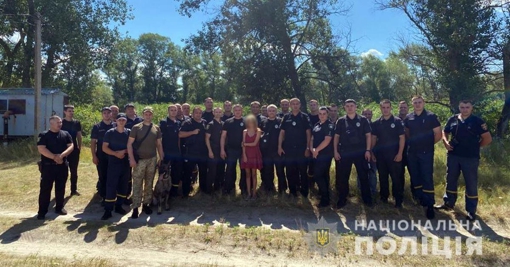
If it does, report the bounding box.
[241,115,263,200]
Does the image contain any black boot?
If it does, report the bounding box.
[131,208,139,219]
[101,211,112,220]
[142,204,153,215]
[115,206,128,215]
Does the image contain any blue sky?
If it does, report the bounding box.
[118,0,413,58]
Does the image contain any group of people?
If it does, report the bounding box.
[36,96,492,222]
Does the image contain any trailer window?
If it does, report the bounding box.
[0,100,6,113]
[9,99,26,115]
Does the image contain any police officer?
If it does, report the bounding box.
[310,107,334,207]
[404,96,442,219]
[91,107,114,204]
[175,103,190,123]
[160,104,182,197]
[333,99,373,208]
[278,98,311,197]
[360,108,377,197]
[277,99,290,118]
[398,100,414,200]
[202,97,214,123]
[124,103,143,129]
[371,100,405,208]
[328,104,339,123]
[260,104,286,193]
[206,107,225,193]
[435,100,492,221]
[61,105,82,196]
[37,116,74,220]
[250,101,267,126]
[182,103,191,117]
[101,113,130,220]
[222,101,234,122]
[221,104,247,195]
[179,106,208,196]
[110,105,119,119]
[261,105,268,117]
[307,99,320,187]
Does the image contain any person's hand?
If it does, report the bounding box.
[444,141,454,151]
[116,151,125,159]
[394,153,402,162]
[221,150,227,160]
[334,151,341,161]
[208,151,214,159]
[157,159,161,167]
[92,156,99,165]
[278,147,285,156]
[243,155,248,163]
[371,153,377,163]
[193,129,200,135]
[305,149,310,158]
[364,151,371,161]
[129,158,137,168]
[312,148,319,159]
[54,154,63,164]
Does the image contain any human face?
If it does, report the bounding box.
[168,106,177,119]
[329,107,338,120]
[412,98,424,113]
[214,108,223,119]
[116,118,127,127]
[262,106,268,117]
[318,109,328,123]
[50,118,63,131]
[110,106,119,117]
[309,101,318,112]
[233,106,243,118]
[290,100,301,113]
[143,111,153,122]
[459,102,473,117]
[176,104,183,117]
[380,104,392,117]
[193,109,202,121]
[280,101,289,112]
[267,107,277,119]
[64,108,74,119]
[224,102,232,113]
[102,110,112,121]
[399,103,408,117]
[344,103,357,115]
[251,104,260,115]
[182,105,190,116]
[362,110,373,121]
[205,99,213,110]
[125,107,135,117]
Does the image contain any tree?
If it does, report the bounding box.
[105,37,141,103]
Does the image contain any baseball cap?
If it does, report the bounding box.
[101,106,111,112]
[116,113,127,120]
[142,106,154,114]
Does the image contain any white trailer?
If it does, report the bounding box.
[0,88,69,138]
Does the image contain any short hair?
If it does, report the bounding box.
[329,104,338,109]
[267,104,277,110]
[261,105,267,108]
[344,99,356,105]
[213,107,223,112]
[411,95,424,102]
[110,105,119,110]
[49,115,61,122]
[204,97,213,103]
[398,101,407,106]
[309,99,318,104]
[250,101,261,107]
[289,98,300,103]
[224,100,232,105]
[280,99,289,103]
[380,99,391,106]
[233,104,243,109]
[175,103,182,108]
[64,105,74,111]
[459,100,473,105]
[363,108,372,113]
[168,104,177,110]
[182,103,190,107]
[192,106,202,113]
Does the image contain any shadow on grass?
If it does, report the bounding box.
[0,218,46,244]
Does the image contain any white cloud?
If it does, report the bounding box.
[361,49,383,58]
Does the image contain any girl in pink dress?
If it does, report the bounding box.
[241,115,263,200]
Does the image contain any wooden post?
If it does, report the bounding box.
[34,12,42,139]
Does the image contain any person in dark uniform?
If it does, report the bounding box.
[371,100,406,208]
[221,104,247,195]
[435,100,492,221]
[179,106,208,196]
[101,113,130,220]
[261,105,268,117]
[328,104,339,123]
[250,101,267,125]
[222,101,234,122]
[123,103,142,204]
[404,96,442,219]
[310,107,334,207]
[307,99,320,188]
[398,100,414,200]
[206,107,225,193]
[278,98,312,197]
[333,99,373,208]
[176,103,190,122]
[160,104,182,197]
[202,97,214,123]
[110,105,119,119]
[61,105,82,196]
[37,116,74,220]
[182,103,191,117]
[277,99,290,118]
[360,108,378,196]
[91,107,114,204]
[260,104,286,193]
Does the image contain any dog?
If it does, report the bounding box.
[153,162,172,215]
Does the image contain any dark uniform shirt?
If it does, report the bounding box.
[444,114,488,159]
[180,118,208,155]
[61,119,81,149]
[125,116,143,129]
[281,112,311,151]
[404,110,441,153]
[335,114,371,152]
[372,115,405,158]
[255,114,267,127]
[260,117,282,154]
[37,130,73,164]
[277,111,289,119]
[308,113,320,127]
[177,116,190,123]
[202,111,214,123]
[103,128,131,164]
[206,119,224,151]
[221,113,234,122]
[160,117,181,155]
[312,120,334,157]
[223,117,246,150]
[90,121,114,158]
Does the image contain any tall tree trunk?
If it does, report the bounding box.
[496,41,510,138]
[281,32,306,110]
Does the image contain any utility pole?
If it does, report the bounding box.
[34,12,42,139]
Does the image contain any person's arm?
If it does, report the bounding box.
[242,131,247,162]
[480,132,492,147]
[333,134,340,160]
[433,126,442,144]
[205,133,213,158]
[37,146,58,161]
[244,130,262,146]
[77,131,82,150]
[394,134,405,162]
[309,136,314,152]
[315,136,332,153]
[305,129,311,156]
[278,129,285,155]
[179,129,199,138]
[61,143,74,158]
[91,139,98,163]
[220,130,227,159]
[127,137,136,166]
[156,138,164,163]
